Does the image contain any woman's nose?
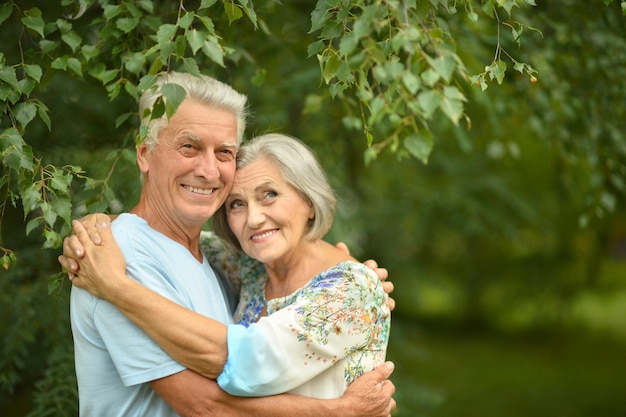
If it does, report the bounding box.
[246,202,266,228]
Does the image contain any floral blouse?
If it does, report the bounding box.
[199,231,391,399]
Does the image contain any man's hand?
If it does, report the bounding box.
[335,242,396,311]
[340,362,396,417]
[58,213,113,280]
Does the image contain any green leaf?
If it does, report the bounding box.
[157,24,177,44]
[402,71,421,95]
[0,127,24,150]
[56,18,72,33]
[0,3,13,27]
[182,57,201,78]
[103,4,122,20]
[123,52,145,75]
[404,131,434,164]
[322,54,342,84]
[367,96,385,125]
[50,195,73,224]
[136,0,155,13]
[48,272,65,295]
[137,74,158,93]
[239,1,258,28]
[26,216,43,236]
[39,39,58,54]
[20,182,40,213]
[0,66,20,89]
[307,40,325,58]
[24,64,42,82]
[440,97,464,125]
[22,9,45,38]
[37,101,52,131]
[443,85,467,102]
[489,60,507,84]
[43,228,62,249]
[178,12,194,30]
[51,56,68,70]
[61,31,82,52]
[186,29,205,55]
[115,111,133,128]
[199,0,218,9]
[67,57,82,76]
[89,63,118,85]
[384,59,404,79]
[420,68,440,87]
[202,38,225,67]
[418,90,441,118]
[498,0,517,15]
[224,3,243,24]
[428,54,456,83]
[14,102,37,128]
[40,201,58,228]
[161,83,187,119]
[339,32,359,57]
[1,129,36,172]
[310,7,330,33]
[116,16,140,33]
[364,146,377,165]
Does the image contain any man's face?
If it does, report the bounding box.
[138,99,238,231]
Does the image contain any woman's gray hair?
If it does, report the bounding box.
[213,133,336,251]
[139,71,248,151]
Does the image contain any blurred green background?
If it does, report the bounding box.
[2,1,625,416]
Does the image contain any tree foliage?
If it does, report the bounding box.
[0,0,543,267]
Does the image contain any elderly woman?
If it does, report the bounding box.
[65,133,391,399]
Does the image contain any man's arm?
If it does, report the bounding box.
[150,363,395,417]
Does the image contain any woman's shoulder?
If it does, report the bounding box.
[310,260,378,291]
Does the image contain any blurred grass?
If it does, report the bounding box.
[387,318,626,417]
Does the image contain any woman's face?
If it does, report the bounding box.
[225,157,314,265]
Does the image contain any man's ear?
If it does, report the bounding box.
[136,143,150,174]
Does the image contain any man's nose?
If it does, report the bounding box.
[194,152,220,179]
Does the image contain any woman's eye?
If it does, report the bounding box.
[229,200,243,209]
[264,191,278,199]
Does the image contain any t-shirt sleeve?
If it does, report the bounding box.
[216,264,388,396]
[93,260,187,386]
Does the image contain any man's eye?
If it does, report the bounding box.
[179,143,195,151]
[217,149,235,161]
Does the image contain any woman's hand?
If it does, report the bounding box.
[60,219,128,300]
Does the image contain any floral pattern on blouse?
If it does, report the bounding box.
[199,231,391,387]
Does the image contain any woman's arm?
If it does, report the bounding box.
[63,220,229,378]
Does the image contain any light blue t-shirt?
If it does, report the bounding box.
[70,213,233,417]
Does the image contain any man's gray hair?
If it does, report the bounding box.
[139,72,248,151]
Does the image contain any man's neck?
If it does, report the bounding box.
[129,205,205,262]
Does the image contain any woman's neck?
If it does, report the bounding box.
[263,239,351,300]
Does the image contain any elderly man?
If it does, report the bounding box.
[61,72,395,417]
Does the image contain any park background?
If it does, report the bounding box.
[1,1,625,416]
